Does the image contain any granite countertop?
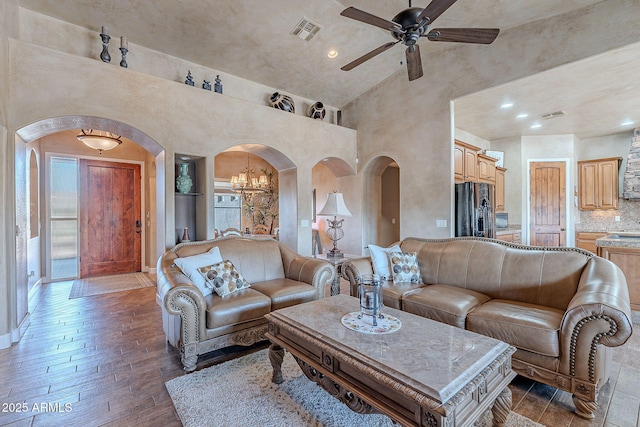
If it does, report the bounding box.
[496,225,521,235]
[595,232,640,248]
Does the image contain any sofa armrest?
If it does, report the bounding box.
[342,257,374,297]
[279,243,335,300]
[560,256,633,381]
[157,252,207,371]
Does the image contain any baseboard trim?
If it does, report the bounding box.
[147,267,157,275]
[0,332,11,349]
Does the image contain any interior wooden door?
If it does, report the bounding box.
[530,161,566,246]
[80,160,141,277]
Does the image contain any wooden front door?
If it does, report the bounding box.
[80,160,141,277]
[530,161,566,246]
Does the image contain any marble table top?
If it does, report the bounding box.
[269,294,511,404]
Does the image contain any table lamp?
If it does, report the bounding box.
[317,191,352,258]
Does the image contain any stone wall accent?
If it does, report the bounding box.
[623,128,640,199]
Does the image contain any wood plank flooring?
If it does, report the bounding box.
[0,277,638,426]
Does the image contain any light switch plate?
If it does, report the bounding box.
[301,220,309,227]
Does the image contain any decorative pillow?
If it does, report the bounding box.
[173,246,223,296]
[388,251,422,284]
[368,244,401,281]
[199,260,251,297]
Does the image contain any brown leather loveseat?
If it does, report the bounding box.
[157,236,334,372]
[343,237,633,419]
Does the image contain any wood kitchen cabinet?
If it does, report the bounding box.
[454,140,479,183]
[598,245,640,310]
[578,157,621,210]
[477,154,498,184]
[495,167,506,212]
[575,231,607,254]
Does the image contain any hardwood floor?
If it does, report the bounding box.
[0,277,638,426]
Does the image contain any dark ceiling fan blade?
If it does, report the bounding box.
[340,7,404,33]
[426,28,500,44]
[341,41,399,71]
[416,0,458,26]
[406,45,423,81]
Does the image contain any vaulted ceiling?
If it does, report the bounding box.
[18,0,639,140]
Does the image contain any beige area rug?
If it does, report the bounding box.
[69,272,155,299]
[166,349,545,427]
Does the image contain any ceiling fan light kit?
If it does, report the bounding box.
[340,0,500,81]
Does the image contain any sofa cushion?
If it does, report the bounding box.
[369,244,401,281]
[250,278,317,310]
[466,299,564,357]
[201,260,251,297]
[173,246,223,296]
[380,281,427,310]
[205,288,271,330]
[388,252,422,284]
[402,284,491,328]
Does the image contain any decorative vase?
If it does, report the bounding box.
[181,227,191,242]
[269,92,295,113]
[214,75,223,94]
[176,163,193,194]
[308,101,326,120]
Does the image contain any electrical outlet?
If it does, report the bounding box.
[436,219,447,228]
[615,216,620,222]
[301,220,309,227]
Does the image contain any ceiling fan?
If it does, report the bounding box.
[340,0,500,81]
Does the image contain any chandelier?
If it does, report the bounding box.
[76,129,122,154]
[230,154,269,199]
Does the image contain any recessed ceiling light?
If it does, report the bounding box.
[500,102,514,109]
[530,123,542,129]
[327,50,338,59]
[621,120,634,126]
[516,113,528,119]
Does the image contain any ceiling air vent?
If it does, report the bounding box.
[291,17,321,41]
[541,111,565,120]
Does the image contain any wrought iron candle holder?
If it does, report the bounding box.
[358,274,384,326]
[99,29,111,63]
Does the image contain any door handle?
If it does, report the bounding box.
[136,220,142,233]
[560,228,565,231]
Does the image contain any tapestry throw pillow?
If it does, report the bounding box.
[368,244,401,281]
[388,251,422,284]
[199,260,251,297]
[173,246,223,296]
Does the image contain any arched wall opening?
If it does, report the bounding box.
[218,144,297,249]
[15,115,165,281]
[361,156,401,251]
[312,156,359,256]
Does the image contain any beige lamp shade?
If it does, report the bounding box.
[318,192,352,217]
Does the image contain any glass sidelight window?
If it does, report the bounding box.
[49,156,79,280]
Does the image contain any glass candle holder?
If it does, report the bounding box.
[358,273,384,326]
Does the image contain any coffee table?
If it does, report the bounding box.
[265,294,516,427]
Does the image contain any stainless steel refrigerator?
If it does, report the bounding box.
[455,182,496,238]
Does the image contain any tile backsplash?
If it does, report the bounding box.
[577,199,640,232]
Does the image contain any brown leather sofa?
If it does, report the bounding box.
[157,236,334,372]
[342,237,633,419]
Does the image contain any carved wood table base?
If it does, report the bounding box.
[266,295,517,427]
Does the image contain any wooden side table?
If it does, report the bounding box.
[311,253,361,296]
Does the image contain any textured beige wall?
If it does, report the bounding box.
[343,0,640,240]
[0,4,357,343]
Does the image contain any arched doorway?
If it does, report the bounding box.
[312,157,359,256]
[361,156,401,249]
[14,115,164,312]
[217,144,298,249]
